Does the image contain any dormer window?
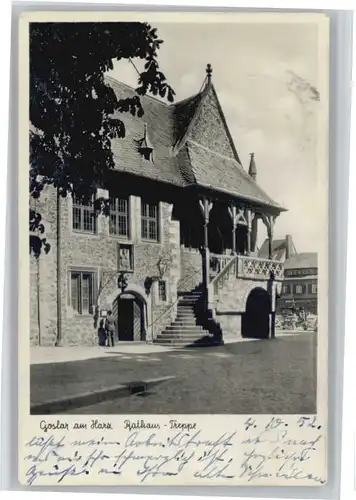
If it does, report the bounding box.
[138,123,154,162]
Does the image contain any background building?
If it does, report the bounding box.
[258,234,297,262]
[278,253,318,314]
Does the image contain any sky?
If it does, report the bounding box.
[106,20,324,253]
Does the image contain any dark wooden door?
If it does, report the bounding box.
[117,298,134,341]
[133,300,142,341]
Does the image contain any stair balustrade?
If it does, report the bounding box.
[209,252,233,279]
[208,254,284,313]
[236,255,284,281]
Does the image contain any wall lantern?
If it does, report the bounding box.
[117,272,128,292]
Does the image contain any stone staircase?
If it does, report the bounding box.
[154,286,221,348]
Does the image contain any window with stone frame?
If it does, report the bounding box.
[69,270,95,314]
[312,284,318,294]
[109,197,130,237]
[72,194,96,233]
[158,280,167,302]
[282,284,291,295]
[141,200,159,241]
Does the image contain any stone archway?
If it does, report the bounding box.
[242,287,272,339]
[106,284,151,343]
[114,293,146,341]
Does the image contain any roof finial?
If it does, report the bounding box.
[206,63,213,82]
[248,152,257,180]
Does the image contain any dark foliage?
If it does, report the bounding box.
[30,22,175,256]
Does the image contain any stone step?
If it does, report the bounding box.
[154,339,218,347]
[157,331,207,337]
[179,293,201,300]
[166,325,203,331]
[172,320,201,326]
[159,335,210,342]
[162,327,208,334]
[175,317,196,322]
[156,335,213,342]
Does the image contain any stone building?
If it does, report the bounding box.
[278,253,318,315]
[30,65,287,347]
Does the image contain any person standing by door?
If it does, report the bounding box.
[105,310,116,347]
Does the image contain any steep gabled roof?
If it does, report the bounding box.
[172,83,242,166]
[105,75,284,211]
[173,91,204,146]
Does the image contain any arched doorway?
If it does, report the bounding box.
[113,292,146,342]
[242,287,271,339]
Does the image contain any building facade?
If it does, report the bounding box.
[30,66,287,347]
[278,253,318,315]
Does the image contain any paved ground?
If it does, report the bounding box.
[31,332,317,414]
[30,343,176,365]
[30,330,305,365]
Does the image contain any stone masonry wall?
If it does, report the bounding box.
[30,256,39,345]
[30,190,58,346]
[178,247,202,292]
[213,276,270,341]
[30,185,182,346]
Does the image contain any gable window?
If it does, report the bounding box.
[109,197,130,237]
[158,280,167,302]
[72,194,96,234]
[141,201,159,241]
[69,270,95,314]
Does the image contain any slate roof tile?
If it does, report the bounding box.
[107,77,185,186]
[186,140,282,208]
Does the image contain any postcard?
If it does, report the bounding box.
[19,11,329,486]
